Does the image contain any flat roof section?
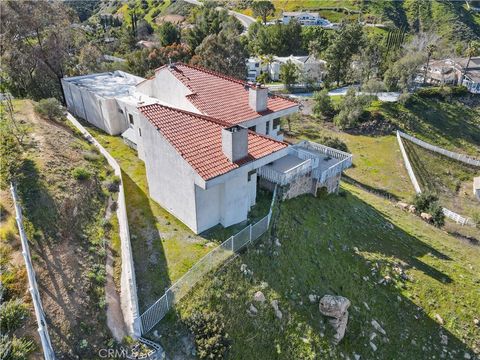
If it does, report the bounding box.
[63,71,145,99]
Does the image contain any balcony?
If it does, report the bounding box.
[257,140,352,186]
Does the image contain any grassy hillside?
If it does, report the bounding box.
[150,184,480,359]
[5,100,120,358]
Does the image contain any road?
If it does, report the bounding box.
[183,0,255,29]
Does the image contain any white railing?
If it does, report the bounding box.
[442,208,473,226]
[257,158,312,186]
[10,184,56,360]
[139,186,278,335]
[396,131,422,194]
[296,140,352,160]
[316,156,353,185]
[397,131,480,168]
[66,114,142,337]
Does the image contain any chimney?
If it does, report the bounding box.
[248,83,268,112]
[222,125,248,162]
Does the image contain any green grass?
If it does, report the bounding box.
[404,140,480,225]
[152,184,480,359]
[86,127,271,310]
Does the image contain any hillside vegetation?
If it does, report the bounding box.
[150,184,480,359]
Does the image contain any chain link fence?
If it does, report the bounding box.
[140,187,277,334]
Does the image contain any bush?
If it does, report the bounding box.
[34,98,64,121]
[256,72,269,85]
[428,202,445,227]
[0,299,29,333]
[317,135,348,152]
[72,167,91,181]
[312,89,335,119]
[333,88,373,129]
[412,192,438,213]
[0,335,35,360]
[416,86,468,99]
[107,176,121,193]
[186,312,230,360]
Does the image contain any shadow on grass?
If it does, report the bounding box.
[149,189,478,359]
[122,171,171,312]
[342,174,400,202]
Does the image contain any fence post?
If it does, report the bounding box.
[249,224,252,243]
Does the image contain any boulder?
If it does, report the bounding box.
[371,319,386,335]
[329,311,348,344]
[249,304,258,315]
[253,291,266,303]
[270,300,282,319]
[434,314,444,325]
[319,295,351,318]
[421,212,433,222]
[408,205,416,213]
[397,202,409,210]
[309,294,318,303]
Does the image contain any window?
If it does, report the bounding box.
[249,125,256,132]
[273,118,280,129]
[138,128,142,137]
[265,120,270,135]
[119,109,124,114]
[128,113,134,125]
[248,170,256,182]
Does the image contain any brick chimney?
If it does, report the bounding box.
[248,83,268,112]
[222,125,248,162]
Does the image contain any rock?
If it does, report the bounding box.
[240,264,248,272]
[421,212,433,222]
[309,294,317,303]
[270,300,282,319]
[319,295,351,345]
[370,332,377,341]
[354,354,361,360]
[319,295,351,318]
[363,302,370,311]
[440,334,448,345]
[473,318,479,326]
[205,242,216,248]
[274,238,281,247]
[387,222,394,229]
[249,304,258,315]
[260,281,269,289]
[369,341,377,351]
[271,299,279,311]
[253,291,266,303]
[275,309,283,319]
[464,352,471,359]
[408,205,416,213]
[371,320,386,336]
[435,314,444,325]
[397,201,409,210]
[153,330,160,338]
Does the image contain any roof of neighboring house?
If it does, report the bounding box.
[465,69,480,83]
[283,11,319,17]
[153,63,298,124]
[138,103,288,180]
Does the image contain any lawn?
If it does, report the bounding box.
[149,184,480,359]
[284,115,414,201]
[86,126,272,311]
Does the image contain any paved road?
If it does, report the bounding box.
[183,0,255,29]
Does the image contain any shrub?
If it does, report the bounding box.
[412,191,438,213]
[0,266,27,302]
[0,299,29,333]
[333,89,373,129]
[428,202,445,227]
[107,176,121,193]
[0,335,35,360]
[34,98,64,121]
[72,167,91,181]
[317,135,348,152]
[416,86,468,99]
[312,89,335,119]
[186,312,230,360]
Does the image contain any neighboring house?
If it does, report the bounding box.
[62,63,352,234]
[247,55,326,83]
[281,11,330,26]
[421,57,480,93]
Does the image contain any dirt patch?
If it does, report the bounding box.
[344,113,396,136]
[155,14,185,25]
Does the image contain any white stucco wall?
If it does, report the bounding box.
[136,69,200,114]
[139,114,199,232]
[240,106,298,139]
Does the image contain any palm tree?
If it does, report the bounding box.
[460,41,479,86]
[423,44,437,85]
[259,54,274,82]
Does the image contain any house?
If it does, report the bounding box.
[62,63,352,234]
[135,63,298,141]
[246,55,326,83]
[281,11,330,26]
[421,57,480,93]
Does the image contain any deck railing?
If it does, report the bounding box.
[315,156,353,185]
[257,158,312,186]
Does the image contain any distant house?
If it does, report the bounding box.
[247,55,326,83]
[421,57,480,94]
[62,63,352,234]
[281,11,330,26]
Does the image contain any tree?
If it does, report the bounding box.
[280,60,299,90]
[248,21,302,56]
[325,22,365,86]
[158,22,181,47]
[252,1,275,25]
[302,26,330,56]
[423,43,437,84]
[333,88,373,129]
[383,52,425,91]
[461,41,480,85]
[312,90,335,119]
[78,44,103,73]
[1,1,85,101]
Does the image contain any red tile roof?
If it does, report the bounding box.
[138,103,288,180]
[159,63,297,124]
